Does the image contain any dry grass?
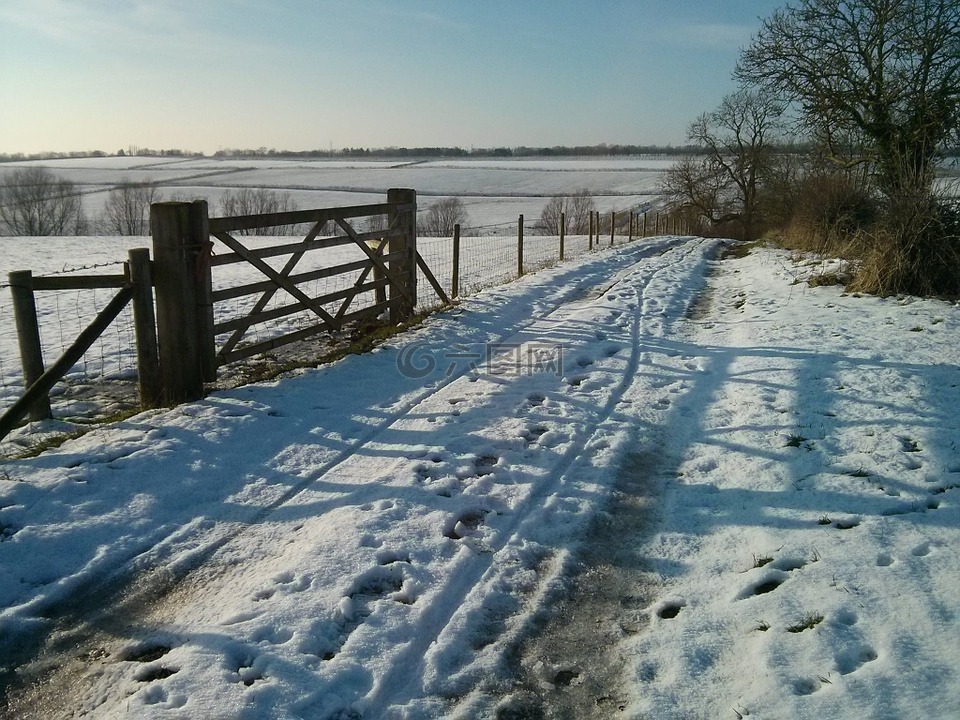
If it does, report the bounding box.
[846,198,960,298]
[770,171,960,299]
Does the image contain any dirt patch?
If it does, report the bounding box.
[492,450,665,718]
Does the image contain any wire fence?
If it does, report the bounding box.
[0,260,143,443]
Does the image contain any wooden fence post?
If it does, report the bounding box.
[610,211,616,247]
[629,212,634,242]
[387,188,417,323]
[150,201,214,404]
[452,223,461,298]
[642,212,648,237]
[589,211,594,250]
[517,214,524,277]
[8,270,52,421]
[559,212,565,261]
[126,248,161,409]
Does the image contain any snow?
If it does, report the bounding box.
[0,156,668,233]
[1,238,958,719]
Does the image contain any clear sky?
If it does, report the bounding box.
[0,1,786,155]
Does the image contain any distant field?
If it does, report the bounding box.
[0,156,675,230]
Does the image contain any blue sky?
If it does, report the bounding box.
[0,1,785,154]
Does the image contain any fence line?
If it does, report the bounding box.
[1,202,691,450]
[431,209,694,302]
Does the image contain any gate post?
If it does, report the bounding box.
[8,270,52,421]
[150,201,214,404]
[387,188,417,323]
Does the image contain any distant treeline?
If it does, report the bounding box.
[0,148,203,163]
[211,144,708,159]
[1,144,706,163]
[3,144,958,164]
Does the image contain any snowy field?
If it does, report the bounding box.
[0,156,670,231]
[0,238,958,718]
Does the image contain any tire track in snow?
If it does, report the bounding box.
[358,238,708,716]
[0,237,690,717]
[459,240,722,718]
[135,237,689,583]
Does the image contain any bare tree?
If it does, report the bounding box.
[218,188,300,235]
[539,189,595,234]
[0,166,87,235]
[98,179,160,235]
[660,156,729,228]
[662,90,783,240]
[419,197,468,237]
[736,0,960,198]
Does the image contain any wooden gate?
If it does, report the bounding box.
[150,189,448,404]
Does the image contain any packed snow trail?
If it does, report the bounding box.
[0,236,719,718]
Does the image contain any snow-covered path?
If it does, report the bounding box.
[2,239,959,720]
[1,236,719,718]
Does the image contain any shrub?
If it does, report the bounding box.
[779,172,879,256]
[848,195,960,298]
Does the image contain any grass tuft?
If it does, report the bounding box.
[785,433,808,448]
[808,271,851,288]
[787,613,824,633]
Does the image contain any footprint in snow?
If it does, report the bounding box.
[792,677,824,696]
[250,625,294,646]
[443,508,490,540]
[836,645,878,676]
[118,640,179,686]
[223,645,267,687]
[474,454,500,476]
[655,599,685,620]
[526,392,546,407]
[520,425,548,447]
[120,641,174,664]
[736,571,788,600]
[323,563,416,660]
